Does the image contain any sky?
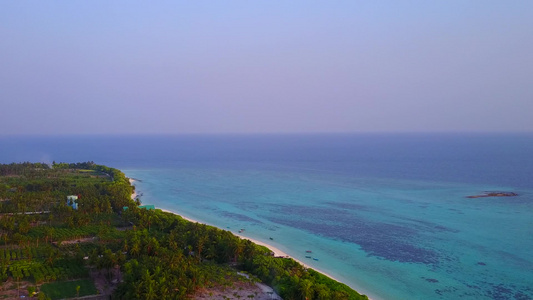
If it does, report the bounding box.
[1,1,532,135]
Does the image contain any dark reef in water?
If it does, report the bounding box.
[466,191,518,198]
[264,204,440,264]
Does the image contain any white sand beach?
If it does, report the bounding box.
[129,178,137,200]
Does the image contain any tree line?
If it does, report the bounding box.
[0,162,368,300]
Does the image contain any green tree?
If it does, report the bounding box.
[299,279,313,300]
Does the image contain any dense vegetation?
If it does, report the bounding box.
[0,162,368,300]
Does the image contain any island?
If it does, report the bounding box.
[0,162,368,300]
[466,191,518,198]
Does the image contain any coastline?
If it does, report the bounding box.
[129,178,137,200]
[159,208,373,300]
[129,178,374,300]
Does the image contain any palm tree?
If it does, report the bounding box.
[44,226,55,244]
[146,237,159,256]
[142,270,157,300]
[167,253,183,271]
[130,239,141,257]
[46,248,58,267]
[24,247,32,262]
[100,249,116,281]
[234,240,245,262]
[12,269,23,298]
[196,234,208,262]
[299,279,313,300]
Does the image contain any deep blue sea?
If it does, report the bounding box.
[1,133,532,300]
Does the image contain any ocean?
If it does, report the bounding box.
[1,133,532,299]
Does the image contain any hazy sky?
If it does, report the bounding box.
[1,1,532,135]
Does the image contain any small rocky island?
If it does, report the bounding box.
[466,191,518,198]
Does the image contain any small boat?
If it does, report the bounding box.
[313,258,319,261]
[305,250,312,253]
[269,237,274,240]
[305,256,312,258]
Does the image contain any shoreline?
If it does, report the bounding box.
[130,178,374,300]
[129,178,137,200]
[159,208,373,300]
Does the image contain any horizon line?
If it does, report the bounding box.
[1,131,533,137]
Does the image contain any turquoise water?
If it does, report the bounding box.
[1,134,532,299]
[123,167,532,300]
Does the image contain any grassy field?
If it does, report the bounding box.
[40,279,98,299]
